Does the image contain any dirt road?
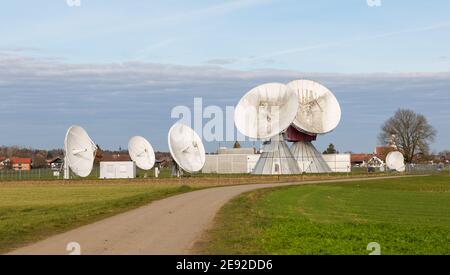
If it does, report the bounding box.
[9,176,410,255]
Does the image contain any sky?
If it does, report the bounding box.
[0,0,449,153]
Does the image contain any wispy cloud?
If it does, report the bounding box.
[204,58,239,65]
[155,0,274,24]
[244,20,450,61]
[109,0,274,35]
[132,38,177,61]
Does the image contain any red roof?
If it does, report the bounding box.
[46,157,63,163]
[375,146,395,157]
[10,157,32,165]
[351,154,373,163]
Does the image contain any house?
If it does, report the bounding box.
[367,156,384,168]
[47,157,64,170]
[10,157,32,171]
[351,145,397,167]
[351,154,373,167]
[0,157,10,170]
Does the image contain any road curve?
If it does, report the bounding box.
[9,176,412,255]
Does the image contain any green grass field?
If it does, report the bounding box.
[0,180,223,254]
[199,175,450,255]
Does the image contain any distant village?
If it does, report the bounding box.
[351,146,450,169]
[0,146,172,172]
[0,144,448,172]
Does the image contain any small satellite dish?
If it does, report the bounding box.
[234,83,299,139]
[128,136,155,170]
[64,125,97,178]
[386,151,405,172]
[287,80,341,135]
[168,123,206,173]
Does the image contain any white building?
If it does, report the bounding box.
[100,161,136,179]
[322,154,352,173]
[202,148,260,174]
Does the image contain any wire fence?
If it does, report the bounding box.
[0,167,173,181]
[406,164,450,174]
[0,167,99,181]
[0,164,448,182]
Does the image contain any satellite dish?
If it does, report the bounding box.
[128,136,155,170]
[168,123,206,173]
[234,83,299,139]
[386,151,405,172]
[287,80,341,135]
[64,125,97,178]
[234,83,300,175]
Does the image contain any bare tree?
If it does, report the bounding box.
[32,153,48,169]
[379,109,436,163]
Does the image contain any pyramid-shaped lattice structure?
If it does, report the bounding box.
[291,142,332,173]
[253,136,300,175]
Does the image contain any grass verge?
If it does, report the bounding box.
[0,181,219,253]
[197,175,450,255]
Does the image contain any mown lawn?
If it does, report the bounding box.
[0,181,219,254]
[199,175,450,255]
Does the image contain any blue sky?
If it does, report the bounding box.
[0,0,449,153]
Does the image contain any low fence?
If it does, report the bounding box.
[0,164,447,182]
[0,167,100,181]
[406,164,449,174]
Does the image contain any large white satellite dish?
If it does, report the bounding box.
[234,83,300,175]
[235,83,299,139]
[128,136,155,170]
[386,151,406,172]
[168,123,206,174]
[64,125,97,178]
[287,80,341,135]
[286,80,341,174]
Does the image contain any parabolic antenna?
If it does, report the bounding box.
[64,125,97,178]
[168,123,206,173]
[287,80,341,135]
[128,136,155,170]
[386,151,406,172]
[234,83,299,139]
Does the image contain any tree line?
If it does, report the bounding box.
[0,145,172,169]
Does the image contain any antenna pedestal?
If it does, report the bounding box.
[253,134,300,175]
[291,141,332,173]
[63,155,70,180]
[171,165,183,178]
